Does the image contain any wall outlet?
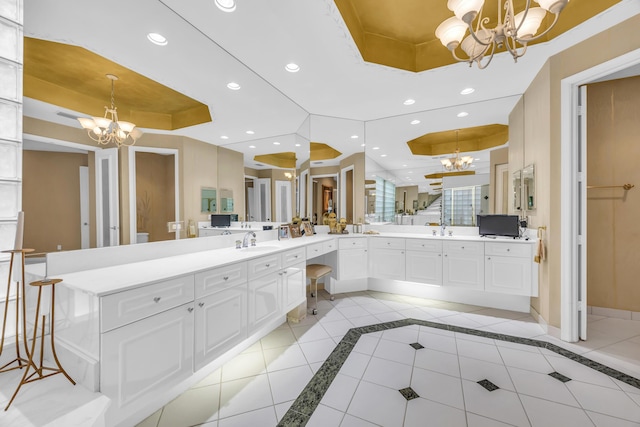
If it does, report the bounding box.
[57,244,62,251]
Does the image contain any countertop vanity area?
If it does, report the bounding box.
[27,227,538,426]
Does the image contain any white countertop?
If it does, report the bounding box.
[41,232,535,297]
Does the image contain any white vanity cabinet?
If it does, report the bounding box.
[484,242,534,296]
[442,241,484,290]
[100,275,196,422]
[369,237,406,280]
[405,239,443,285]
[281,248,306,312]
[247,253,282,334]
[193,262,248,371]
[337,237,368,280]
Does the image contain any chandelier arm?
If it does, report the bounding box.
[476,44,498,70]
[503,34,527,60]
[514,12,560,44]
[467,19,494,47]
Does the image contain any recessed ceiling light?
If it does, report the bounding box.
[474,158,480,161]
[457,112,469,118]
[361,143,366,147]
[351,135,358,139]
[220,135,229,140]
[295,143,301,147]
[249,145,256,148]
[273,141,280,145]
[411,120,420,125]
[402,164,407,167]
[404,99,415,105]
[372,147,380,150]
[285,63,300,73]
[227,82,241,90]
[381,154,387,157]
[246,130,255,135]
[460,87,475,95]
[471,164,476,167]
[215,0,236,12]
[147,33,168,46]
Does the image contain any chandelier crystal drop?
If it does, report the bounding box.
[78,74,142,148]
[435,0,569,69]
[441,130,473,171]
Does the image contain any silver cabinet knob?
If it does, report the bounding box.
[223,276,229,281]
[198,302,205,307]
[265,263,270,267]
[153,297,161,303]
[187,307,194,313]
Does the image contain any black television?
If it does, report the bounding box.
[477,214,520,238]
[210,214,231,228]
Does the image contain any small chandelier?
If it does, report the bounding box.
[441,130,473,171]
[435,0,569,69]
[78,74,142,148]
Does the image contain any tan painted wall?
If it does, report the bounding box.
[396,185,419,212]
[22,151,88,253]
[586,76,640,311]
[135,152,175,242]
[511,14,640,327]
[340,152,365,223]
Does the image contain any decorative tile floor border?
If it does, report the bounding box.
[276,318,640,427]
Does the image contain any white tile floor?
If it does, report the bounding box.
[2,289,640,426]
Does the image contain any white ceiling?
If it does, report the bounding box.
[22,0,640,192]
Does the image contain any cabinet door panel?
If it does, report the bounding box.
[485,256,531,295]
[283,262,306,312]
[405,251,442,285]
[101,303,194,411]
[369,248,405,280]
[248,274,281,333]
[195,285,247,370]
[338,249,367,280]
[443,253,484,290]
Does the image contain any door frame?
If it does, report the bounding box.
[560,48,640,342]
[95,147,120,247]
[128,146,180,243]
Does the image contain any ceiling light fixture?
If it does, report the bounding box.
[351,135,358,139]
[249,145,256,149]
[220,135,229,140]
[404,99,416,105]
[78,74,142,148]
[411,120,421,125]
[285,63,300,73]
[246,130,255,135]
[441,129,473,171]
[457,111,469,117]
[435,0,568,69]
[215,0,236,13]
[147,33,168,46]
[273,141,280,145]
[227,82,241,90]
[460,87,475,95]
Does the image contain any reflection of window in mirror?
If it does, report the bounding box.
[220,189,233,213]
[522,164,535,210]
[201,188,217,213]
[513,170,522,211]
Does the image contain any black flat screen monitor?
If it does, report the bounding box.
[210,214,231,228]
[477,214,520,238]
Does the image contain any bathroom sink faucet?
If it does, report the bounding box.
[242,231,256,248]
[440,223,446,236]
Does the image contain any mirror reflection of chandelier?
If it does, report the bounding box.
[435,0,569,69]
[441,130,473,171]
[78,74,143,148]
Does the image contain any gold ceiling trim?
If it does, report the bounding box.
[424,171,475,179]
[253,152,297,168]
[430,182,442,186]
[335,0,619,72]
[311,142,342,161]
[408,124,508,156]
[24,37,212,130]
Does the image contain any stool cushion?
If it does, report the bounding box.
[306,264,332,280]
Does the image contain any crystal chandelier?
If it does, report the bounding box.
[435,0,569,69]
[441,130,473,171]
[78,74,142,148]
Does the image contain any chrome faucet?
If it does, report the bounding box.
[242,231,256,248]
[440,223,446,236]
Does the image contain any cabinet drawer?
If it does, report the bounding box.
[282,247,305,267]
[370,237,405,250]
[101,274,195,332]
[248,253,281,279]
[339,237,367,250]
[443,240,484,255]
[194,261,247,298]
[306,242,324,259]
[485,242,531,258]
[406,239,443,253]
[322,239,337,253]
